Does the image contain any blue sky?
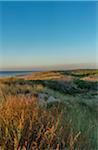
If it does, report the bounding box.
[0,1,97,70]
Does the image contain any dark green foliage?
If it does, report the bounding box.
[62,69,98,78]
[74,79,98,90]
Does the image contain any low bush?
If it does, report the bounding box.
[74,79,98,90]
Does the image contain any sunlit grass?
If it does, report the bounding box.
[0,69,98,149]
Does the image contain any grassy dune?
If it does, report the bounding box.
[0,69,98,150]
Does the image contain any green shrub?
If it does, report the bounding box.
[74,79,98,90]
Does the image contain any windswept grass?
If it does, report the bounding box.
[0,93,97,149]
[0,69,98,149]
[0,95,80,150]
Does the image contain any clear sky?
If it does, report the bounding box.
[0,1,97,70]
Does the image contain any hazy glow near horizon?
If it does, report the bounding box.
[0,1,97,69]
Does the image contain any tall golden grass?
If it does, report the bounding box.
[0,71,97,150]
[0,94,84,150]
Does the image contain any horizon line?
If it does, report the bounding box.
[0,63,98,71]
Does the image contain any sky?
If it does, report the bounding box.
[0,1,97,70]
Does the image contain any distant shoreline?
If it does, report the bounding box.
[0,69,98,79]
[0,71,36,78]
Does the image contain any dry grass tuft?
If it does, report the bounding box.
[0,94,86,150]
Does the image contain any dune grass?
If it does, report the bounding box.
[0,95,80,150]
[0,70,98,149]
[0,91,97,149]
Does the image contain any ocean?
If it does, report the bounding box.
[0,71,35,77]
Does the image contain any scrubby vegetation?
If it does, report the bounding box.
[62,69,98,78]
[0,69,98,150]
